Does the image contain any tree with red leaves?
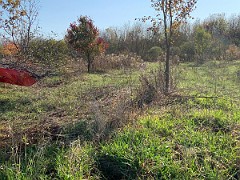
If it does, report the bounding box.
[65,16,108,73]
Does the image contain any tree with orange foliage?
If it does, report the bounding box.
[1,42,19,56]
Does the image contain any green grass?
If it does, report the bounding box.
[99,114,239,179]
[177,60,240,98]
[0,60,240,179]
[98,94,240,179]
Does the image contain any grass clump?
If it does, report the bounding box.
[56,140,99,180]
[0,141,99,180]
[0,144,58,179]
[98,125,180,179]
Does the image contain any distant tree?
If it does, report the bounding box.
[228,14,240,46]
[140,0,197,93]
[102,24,160,60]
[203,14,228,60]
[102,27,119,53]
[179,41,195,62]
[65,16,108,73]
[203,14,228,38]
[194,26,211,63]
[124,23,151,57]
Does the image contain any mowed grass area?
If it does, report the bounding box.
[0,60,239,179]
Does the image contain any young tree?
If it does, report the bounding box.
[141,0,197,93]
[65,16,108,73]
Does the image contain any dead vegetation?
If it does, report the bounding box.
[92,53,143,72]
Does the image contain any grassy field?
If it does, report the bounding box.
[0,60,239,179]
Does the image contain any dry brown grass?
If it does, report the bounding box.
[93,53,143,72]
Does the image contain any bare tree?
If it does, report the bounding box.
[0,0,39,55]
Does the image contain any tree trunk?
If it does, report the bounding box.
[87,61,91,73]
[87,53,91,73]
[165,44,171,93]
[163,0,172,94]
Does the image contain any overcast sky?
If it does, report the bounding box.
[38,0,240,39]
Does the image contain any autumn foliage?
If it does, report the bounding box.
[0,42,19,56]
[65,16,108,72]
[226,44,240,60]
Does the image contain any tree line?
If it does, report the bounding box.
[0,0,239,73]
[102,13,240,63]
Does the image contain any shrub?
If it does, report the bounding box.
[226,44,240,60]
[93,53,143,72]
[170,46,181,56]
[56,141,98,179]
[146,46,162,62]
[29,38,69,68]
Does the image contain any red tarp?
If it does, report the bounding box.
[0,68,37,86]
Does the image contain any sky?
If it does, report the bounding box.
[38,0,240,39]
